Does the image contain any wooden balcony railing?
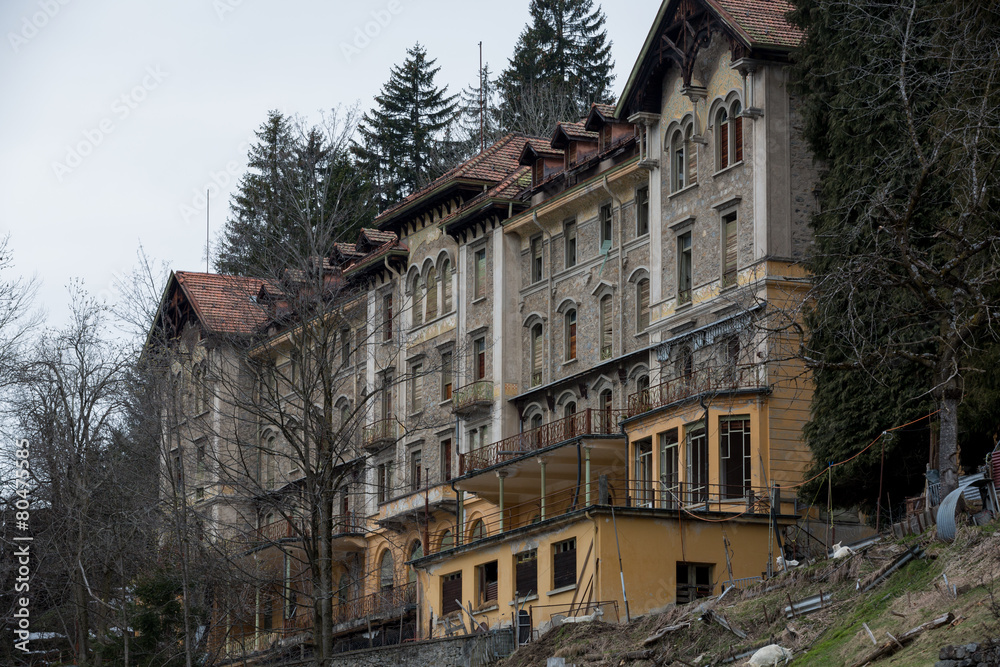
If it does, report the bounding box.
[626,365,765,418]
[460,408,624,473]
[363,418,398,451]
[451,380,493,414]
[333,581,416,626]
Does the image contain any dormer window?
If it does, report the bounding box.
[601,124,613,151]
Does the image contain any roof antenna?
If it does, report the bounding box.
[479,41,484,154]
[206,188,210,273]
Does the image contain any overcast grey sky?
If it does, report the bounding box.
[0,0,661,326]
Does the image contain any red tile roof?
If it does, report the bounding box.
[591,103,617,118]
[709,0,802,49]
[552,121,599,145]
[375,134,549,224]
[174,272,269,335]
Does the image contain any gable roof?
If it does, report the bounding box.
[551,122,599,149]
[374,134,548,229]
[617,0,802,118]
[172,271,268,335]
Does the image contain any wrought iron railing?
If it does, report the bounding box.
[247,513,366,545]
[333,581,416,626]
[363,418,398,450]
[452,380,493,413]
[626,365,765,417]
[459,408,624,473]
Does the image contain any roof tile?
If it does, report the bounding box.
[174,272,269,335]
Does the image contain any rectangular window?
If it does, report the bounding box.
[341,328,351,365]
[531,236,543,283]
[377,462,391,503]
[476,560,499,606]
[441,438,452,481]
[565,310,577,361]
[686,423,708,503]
[442,572,462,615]
[552,538,577,589]
[410,449,422,491]
[678,232,692,304]
[441,351,453,400]
[530,325,543,387]
[600,296,612,360]
[720,417,752,499]
[676,562,713,604]
[474,249,487,299]
[515,549,538,598]
[722,213,738,287]
[380,371,393,421]
[637,278,650,332]
[634,438,653,507]
[564,220,577,268]
[659,429,680,509]
[636,186,649,236]
[382,294,393,341]
[410,362,423,412]
[600,203,613,247]
[474,337,487,381]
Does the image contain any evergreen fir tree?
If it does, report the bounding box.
[353,43,459,208]
[216,110,373,277]
[455,63,504,158]
[499,0,615,134]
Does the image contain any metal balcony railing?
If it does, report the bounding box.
[363,418,398,451]
[626,365,765,418]
[333,581,417,626]
[459,408,624,473]
[248,513,367,545]
[452,380,492,414]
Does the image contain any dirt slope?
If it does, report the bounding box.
[499,525,1000,666]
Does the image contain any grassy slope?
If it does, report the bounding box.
[500,525,1000,666]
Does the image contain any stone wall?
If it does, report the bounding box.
[319,629,516,667]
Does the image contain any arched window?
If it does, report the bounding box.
[379,550,394,590]
[439,529,454,551]
[410,274,423,327]
[529,412,543,431]
[671,121,698,192]
[530,323,544,387]
[716,100,743,170]
[469,519,486,541]
[408,540,422,583]
[676,346,693,386]
[337,573,350,604]
[600,295,613,360]
[636,278,650,332]
[441,259,453,312]
[565,309,577,361]
[564,401,577,418]
[425,266,438,320]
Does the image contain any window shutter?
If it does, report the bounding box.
[476,251,486,298]
[724,218,738,285]
[426,268,437,320]
[532,326,543,384]
[516,552,537,596]
[719,120,729,170]
[638,279,650,330]
[601,298,613,359]
[442,574,462,614]
[442,260,452,312]
[734,116,743,163]
[553,544,577,588]
[686,136,697,185]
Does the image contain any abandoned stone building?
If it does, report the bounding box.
[147,0,824,662]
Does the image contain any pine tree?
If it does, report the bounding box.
[216,110,372,276]
[499,0,615,134]
[455,63,503,157]
[353,43,459,208]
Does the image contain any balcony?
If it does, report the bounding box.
[363,418,398,451]
[459,408,624,473]
[627,365,766,418]
[451,380,493,415]
[245,513,367,547]
[333,581,417,628]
